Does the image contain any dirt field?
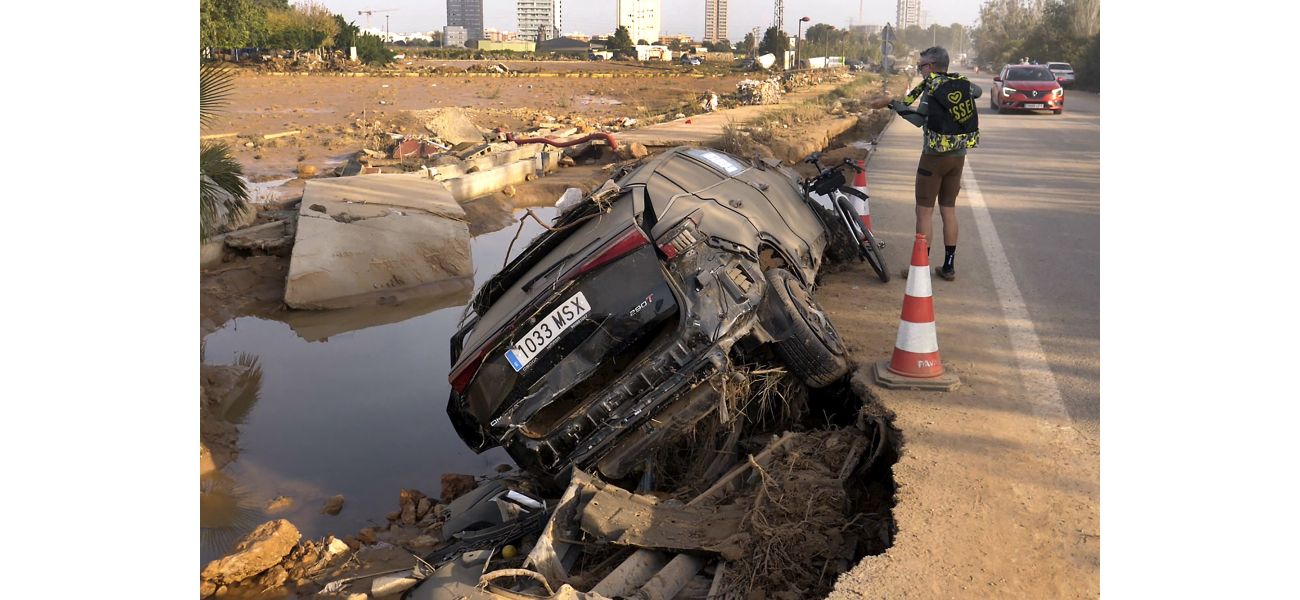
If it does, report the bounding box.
[208,63,748,182]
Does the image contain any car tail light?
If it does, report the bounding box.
[568,226,650,279]
[450,347,488,394]
[656,216,701,260]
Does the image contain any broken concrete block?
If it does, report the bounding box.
[285,174,472,310]
[201,519,301,586]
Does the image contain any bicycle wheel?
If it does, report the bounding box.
[834,195,890,283]
[860,227,890,283]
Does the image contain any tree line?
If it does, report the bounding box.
[200,0,393,65]
[973,0,1099,89]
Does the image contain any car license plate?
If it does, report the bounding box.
[1025,103,1045,109]
[504,292,591,372]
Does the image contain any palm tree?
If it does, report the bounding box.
[200,63,250,241]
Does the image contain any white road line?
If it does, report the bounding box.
[963,165,1071,425]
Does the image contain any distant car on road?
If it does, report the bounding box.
[1046,62,1076,87]
[681,55,701,66]
[991,64,1065,115]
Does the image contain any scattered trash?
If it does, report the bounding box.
[736,79,783,105]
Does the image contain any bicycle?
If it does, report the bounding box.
[800,152,890,283]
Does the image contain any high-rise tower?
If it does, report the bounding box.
[447,0,484,40]
[705,0,728,43]
[517,0,561,42]
[896,0,921,31]
[616,0,661,45]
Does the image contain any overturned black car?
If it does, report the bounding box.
[447,146,851,481]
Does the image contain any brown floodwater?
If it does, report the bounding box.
[200,206,556,565]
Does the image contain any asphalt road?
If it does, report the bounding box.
[964,70,1100,438]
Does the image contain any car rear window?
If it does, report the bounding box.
[1048,63,1072,70]
[1006,67,1055,81]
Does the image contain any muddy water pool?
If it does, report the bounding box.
[200,207,556,565]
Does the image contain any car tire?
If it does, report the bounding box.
[759,268,849,388]
[1053,108,1063,115]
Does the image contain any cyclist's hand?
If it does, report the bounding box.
[868,96,892,110]
[802,152,824,165]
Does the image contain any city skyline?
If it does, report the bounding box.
[315,0,982,40]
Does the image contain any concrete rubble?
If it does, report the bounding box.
[284,174,473,310]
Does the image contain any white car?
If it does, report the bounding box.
[1047,62,1076,87]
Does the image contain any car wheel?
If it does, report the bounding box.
[1053,108,1063,115]
[759,268,849,388]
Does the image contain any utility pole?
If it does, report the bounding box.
[386,15,390,43]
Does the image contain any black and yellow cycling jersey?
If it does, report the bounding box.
[901,72,981,153]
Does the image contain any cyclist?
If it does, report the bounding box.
[868,46,981,281]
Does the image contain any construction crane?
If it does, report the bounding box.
[357,8,397,30]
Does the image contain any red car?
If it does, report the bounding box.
[991,64,1065,114]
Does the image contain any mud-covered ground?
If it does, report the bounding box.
[211,61,749,182]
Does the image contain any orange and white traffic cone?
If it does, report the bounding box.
[851,159,873,232]
[874,233,960,391]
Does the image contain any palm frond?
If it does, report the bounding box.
[200,142,250,241]
[200,64,236,129]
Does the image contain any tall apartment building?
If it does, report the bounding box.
[896,0,921,31]
[517,0,561,42]
[616,0,661,45]
[704,0,727,44]
[447,0,484,40]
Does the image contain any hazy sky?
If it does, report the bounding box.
[326,0,984,39]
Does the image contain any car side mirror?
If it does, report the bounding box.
[993,76,1001,82]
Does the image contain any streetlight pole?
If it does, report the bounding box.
[385,15,390,43]
[796,16,810,69]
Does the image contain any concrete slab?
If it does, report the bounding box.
[285,174,473,310]
[441,150,563,202]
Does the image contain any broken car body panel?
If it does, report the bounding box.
[447,147,831,479]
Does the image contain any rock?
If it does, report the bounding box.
[259,565,289,589]
[559,155,576,167]
[359,527,379,545]
[495,464,513,473]
[325,536,351,557]
[215,585,229,597]
[345,594,368,600]
[201,519,302,586]
[416,497,433,520]
[440,473,477,504]
[400,489,426,525]
[322,494,345,516]
[265,496,294,513]
[628,142,649,159]
[386,510,402,522]
[200,581,216,598]
[298,164,318,177]
[501,184,516,198]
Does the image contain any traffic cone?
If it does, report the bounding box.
[874,233,960,391]
[852,159,873,232]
